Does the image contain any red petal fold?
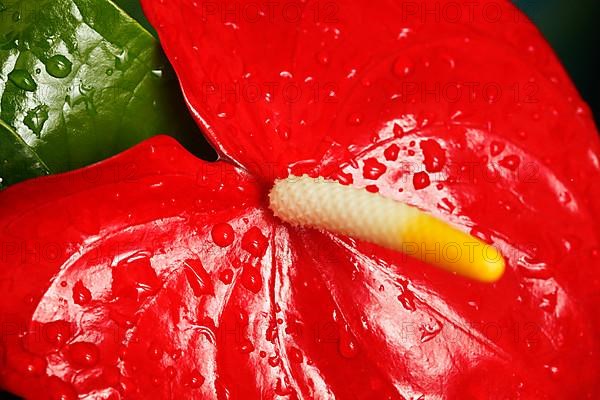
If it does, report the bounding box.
[1,0,600,398]
[0,136,282,398]
[140,0,600,397]
[142,0,599,186]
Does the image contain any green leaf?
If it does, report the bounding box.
[0,0,211,189]
[112,0,156,35]
[0,119,49,187]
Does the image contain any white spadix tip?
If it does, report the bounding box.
[269,175,505,283]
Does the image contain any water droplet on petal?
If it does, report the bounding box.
[211,223,235,247]
[384,144,400,161]
[316,50,330,65]
[241,265,262,293]
[437,198,456,214]
[72,280,92,305]
[558,191,572,205]
[365,184,379,193]
[412,172,430,190]
[239,338,254,354]
[166,366,176,379]
[148,343,163,360]
[183,258,214,296]
[241,227,268,257]
[66,341,99,368]
[544,364,559,378]
[47,376,78,400]
[490,141,505,156]
[112,252,159,301]
[288,347,303,363]
[339,325,359,358]
[219,268,234,284]
[347,112,363,126]
[362,158,387,180]
[499,155,520,171]
[420,140,446,172]
[396,279,416,311]
[10,351,46,376]
[266,320,278,342]
[540,289,557,312]
[420,318,442,342]
[187,370,205,388]
[393,123,405,137]
[268,354,280,367]
[392,56,413,77]
[275,378,294,396]
[42,320,72,348]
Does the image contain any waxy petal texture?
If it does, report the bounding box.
[0,137,279,398]
[0,0,599,399]
[139,0,600,397]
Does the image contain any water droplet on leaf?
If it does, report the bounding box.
[115,50,129,70]
[8,69,37,91]
[45,55,72,78]
[151,68,164,78]
[23,105,49,136]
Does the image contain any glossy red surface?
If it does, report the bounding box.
[1,0,600,398]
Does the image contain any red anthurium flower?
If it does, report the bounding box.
[1,0,599,398]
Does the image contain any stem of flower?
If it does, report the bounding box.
[269,175,505,283]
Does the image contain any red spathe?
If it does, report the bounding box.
[0,0,599,398]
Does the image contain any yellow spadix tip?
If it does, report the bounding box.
[269,175,506,283]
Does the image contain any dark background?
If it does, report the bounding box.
[516,0,600,124]
[0,1,598,399]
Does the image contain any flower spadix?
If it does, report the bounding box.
[269,175,505,282]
